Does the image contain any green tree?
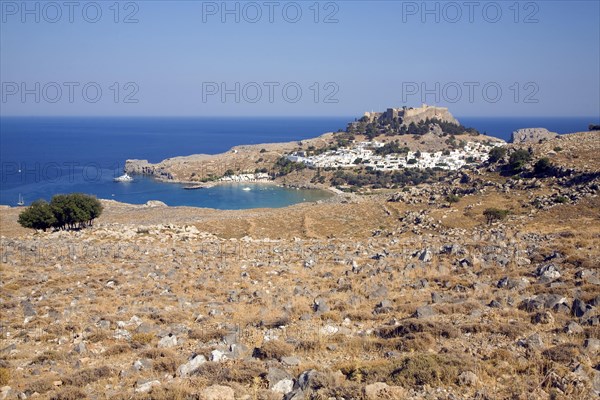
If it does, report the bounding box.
[47,193,103,230]
[488,147,507,163]
[533,157,553,175]
[483,208,509,225]
[17,200,56,231]
[508,149,532,173]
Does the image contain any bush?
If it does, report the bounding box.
[534,157,553,175]
[49,387,87,400]
[554,195,568,204]
[508,149,532,173]
[446,194,460,203]
[62,366,112,386]
[18,193,102,231]
[483,208,510,225]
[488,146,507,163]
[589,124,600,131]
[390,354,463,387]
[253,340,293,360]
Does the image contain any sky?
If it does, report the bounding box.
[1,0,599,117]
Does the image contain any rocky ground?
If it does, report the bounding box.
[0,132,599,400]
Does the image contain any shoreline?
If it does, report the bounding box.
[0,181,340,210]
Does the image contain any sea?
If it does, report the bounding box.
[1,116,598,209]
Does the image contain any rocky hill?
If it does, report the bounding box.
[511,128,559,144]
[1,131,599,399]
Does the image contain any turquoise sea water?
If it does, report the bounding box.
[0,117,345,208]
[1,116,597,208]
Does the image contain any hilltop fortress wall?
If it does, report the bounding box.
[363,104,460,126]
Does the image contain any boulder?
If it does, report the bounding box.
[417,249,433,262]
[201,385,235,400]
[364,382,406,399]
[572,298,593,318]
[158,333,177,348]
[536,264,561,283]
[177,354,207,377]
[268,368,294,395]
[414,305,435,319]
[135,380,161,394]
[458,371,479,387]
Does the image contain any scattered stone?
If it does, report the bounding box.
[417,249,433,262]
[531,311,554,325]
[158,333,177,348]
[458,371,479,387]
[488,300,502,308]
[536,263,561,283]
[313,298,329,313]
[177,354,207,377]
[564,321,584,334]
[414,305,435,319]
[73,342,86,354]
[267,368,294,395]
[364,382,406,399]
[135,380,161,394]
[281,356,301,366]
[518,333,543,350]
[210,349,227,362]
[201,385,235,400]
[374,299,393,314]
[583,338,600,353]
[572,298,593,318]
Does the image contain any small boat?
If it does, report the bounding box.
[17,193,24,206]
[114,173,134,182]
[242,187,252,191]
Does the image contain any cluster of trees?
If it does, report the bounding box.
[18,193,103,231]
[331,168,437,189]
[274,157,306,176]
[374,141,410,156]
[508,149,533,173]
[347,116,479,139]
[488,147,534,174]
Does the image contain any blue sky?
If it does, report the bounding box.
[1,0,599,117]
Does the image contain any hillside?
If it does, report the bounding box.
[1,131,599,399]
[123,106,502,189]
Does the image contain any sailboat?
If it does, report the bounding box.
[17,194,24,206]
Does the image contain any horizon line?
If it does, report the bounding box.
[1,115,599,119]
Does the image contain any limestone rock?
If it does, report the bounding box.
[364,382,406,399]
[177,354,207,377]
[135,380,161,394]
[511,128,558,143]
[201,385,235,400]
[158,333,177,348]
[414,305,435,319]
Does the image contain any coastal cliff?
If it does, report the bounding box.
[511,127,559,143]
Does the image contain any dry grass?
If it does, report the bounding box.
[62,366,112,387]
[1,135,599,399]
[0,367,10,385]
[49,386,87,400]
[253,340,294,360]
